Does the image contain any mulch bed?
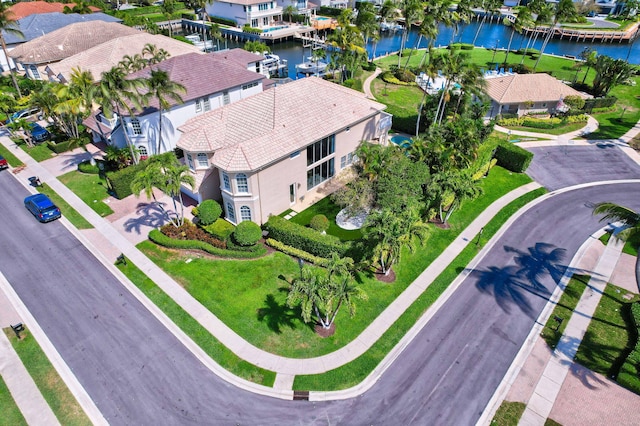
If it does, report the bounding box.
[374,267,396,283]
[314,322,336,338]
[429,218,451,229]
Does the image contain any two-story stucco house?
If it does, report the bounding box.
[85,49,267,158]
[206,0,283,28]
[176,77,392,225]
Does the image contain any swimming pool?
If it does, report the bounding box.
[315,16,330,20]
[390,135,412,148]
[262,26,287,32]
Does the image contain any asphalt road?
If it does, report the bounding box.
[1,165,639,424]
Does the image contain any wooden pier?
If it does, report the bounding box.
[522,24,639,44]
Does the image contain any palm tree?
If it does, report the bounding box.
[142,43,170,66]
[355,2,379,61]
[63,0,93,14]
[472,0,502,46]
[593,203,640,292]
[407,0,454,71]
[0,2,24,96]
[533,0,578,71]
[520,0,552,66]
[503,7,533,66]
[161,162,195,227]
[326,9,366,82]
[160,0,177,37]
[397,0,423,67]
[119,54,147,73]
[144,69,186,155]
[283,5,297,23]
[97,66,147,164]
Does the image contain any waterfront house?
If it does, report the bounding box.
[6,1,102,20]
[176,77,392,225]
[205,0,283,28]
[483,73,590,118]
[0,12,121,73]
[85,49,266,159]
[9,21,141,80]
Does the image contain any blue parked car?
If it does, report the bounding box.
[24,194,61,222]
[26,122,51,143]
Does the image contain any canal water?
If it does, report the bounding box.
[218,20,639,79]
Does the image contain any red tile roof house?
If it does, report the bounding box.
[484,73,590,118]
[176,77,392,225]
[84,49,267,160]
[6,1,102,20]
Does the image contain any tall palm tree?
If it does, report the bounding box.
[520,0,551,66]
[472,0,502,46]
[355,2,379,61]
[159,161,195,226]
[503,6,533,66]
[142,43,170,66]
[97,66,147,164]
[160,0,177,37]
[144,69,186,155]
[397,0,423,67]
[533,0,578,71]
[0,2,24,96]
[593,202,640,292]
[407,0,454,71]
[327,9,366,82]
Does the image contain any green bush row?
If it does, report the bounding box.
[265,238,328,266]
[202,218,235,241]
[78,160,100,174]
[106,161,147,199]
[242,25,262,35]
[583,96,617,111]
[449,43,474,50]
[380,71,414,86]
[498,114,588,129]
[47,137,87,154]
[494,141,533,173]
[263,216,347,258]
[210,16,237,26]
[149,229,266,258]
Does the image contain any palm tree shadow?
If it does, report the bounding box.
[470,265,536,316]
[256,293,300,334]
[123,201,170,235]
[554,334,609,390]
[505,242,568,291]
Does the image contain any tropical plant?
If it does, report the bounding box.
[355,2,379,61]
[407,0,454,70]
[142,43,171,66]
[363,207,429,276]
[503,6,534,66]
[0,2,24,96]
[232,220,262,246]
[593,202,640,292]
[326,9,367,82]
[472,0,502,46]
[196,199,222,225]
[62,0,93,14]
[397,0,424,67]
[533,0,578,71]
[143,69,186,154]
[591,55,633,97]
[244,40,270,54]
[161,0,177,37]
[283,5,297,23]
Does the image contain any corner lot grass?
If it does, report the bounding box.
[3,328,91,426]
[139,167,533,360]
[58,171,114,217]
[574,283,640,392]
[586,76,640,140]
[0,374,27,426]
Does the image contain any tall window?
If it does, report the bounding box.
[306,158,334,190]
[195,98,202,112]
[28,65,41,80]
[306,135,335,166]
[240,206,251,222]
[203,97,211,111]
[197,153,208,167]
[226,202,236,223]
[130,118,142,135]
[138,146,148,159]
[186,153,194,170]
[223,91,230,105]
[222,172,230,191]
[236,173,248,193]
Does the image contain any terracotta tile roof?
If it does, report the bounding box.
[3,12,122,45]
[50,33,203,82]
[9,22,140,65]
[484,73,589,104]
[127,50,266,113]
[83,112,114,138]
[177,77,387,172]
[214,48,265,67]
[7,2,101,20]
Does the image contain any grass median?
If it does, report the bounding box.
[3,327,91,426]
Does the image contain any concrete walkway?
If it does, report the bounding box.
[519,235,624,425]
[363,67,382,99]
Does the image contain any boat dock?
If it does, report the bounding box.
[523,23,639,44]
[182,20,317,45]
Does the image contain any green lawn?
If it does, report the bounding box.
[3,328,91,426]
[139,167,532,360]
[574,283,640,388]
[0,374,27,426]
[115,257,276,386]
[501,122,586,136]
[12,137,56,162]
[37,183,93,230]
[490,401,526,426]
[599,231,638,257]
[540,275,590,350]
[0,142,24,168]
[57,171,114,217]
[288,197,363,240]
[586,76,640,140]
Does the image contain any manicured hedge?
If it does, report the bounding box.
[210,16,237,26]
[78,160,100,174]
[197,199,222,226]
[263,215,347,258]
[266,238,328,266]
[449,43,474,50]
[149,229,266,258]
[232,221,262,246]
[203,218,235,241]
[47,137,87,153]
[583,96,617,111]
[106,161,147,199]
[494,141,533,173]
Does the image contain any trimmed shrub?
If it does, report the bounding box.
[564,95,585,110]
[583,96,617,112]
[362,62,377,72]
[310,214,330,232]
[393,67,416,83]
[264,215,347,258]
[242,25,262,35]
[494,141,533,173]
[203,218,235,241]
[210,16,237,26]
[449,42,473,50]
[197,199,222,226]
[78,160,100,174]
[265,238,328,266]
[149,229,266,259]
[161,221,226,249]
[47,137,87,154]
[232,221,262,246]
[106,161,147,199]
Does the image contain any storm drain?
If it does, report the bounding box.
[293,391,309,401]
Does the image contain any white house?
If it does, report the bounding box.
[206,0,283,28]
[85,49,267,159]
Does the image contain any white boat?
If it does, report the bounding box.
[184,34,215,52]
[295,56,328,75]
[262,53,288,76]
[380,21,404,32]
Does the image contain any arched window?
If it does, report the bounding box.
[138,145,148,160]
[226,202,236,223]
[240,206,251,222]
[236,173,248,193]
[197,153,208,167]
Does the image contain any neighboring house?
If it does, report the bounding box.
[206,0,283,28]
[176,77,392,225]
[9,21,141,80]
[6,1,101,20]
[47,32,203,83]
[214,47,271,77]
[483,73,590,118]
[0,12,121,72]
[84,49,266,159]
